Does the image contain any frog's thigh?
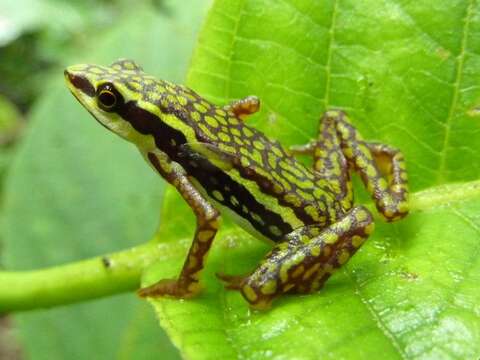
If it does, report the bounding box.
[240,205,374,309]
[139,151,220,298]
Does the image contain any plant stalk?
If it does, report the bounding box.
[0,241,174,313]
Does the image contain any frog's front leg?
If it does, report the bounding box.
[223,95,260,120]
[220,205,374,309]
[138,151,220,298]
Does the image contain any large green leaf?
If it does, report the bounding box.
[143,0,480,359]
[1,1,210,359]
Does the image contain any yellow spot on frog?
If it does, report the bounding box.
[205,116,218,127]
[310,245,321,257]
[242,284,258,302]
[230,195,240,207]
[185,92,197,102]
[198,230,215,242]
[355,209,369,223]
[305,205,319,221]
[378,178,388,192]
[398,201,409,213]
[303,263,321,280]
[338,249,350,265]
[218,132,231,142]
[233,136,244,145]
[272,183,284,194]
[284,193,302,207]
[261,280,277,295]
[292,265,305,278]
[323,263,334,274]
[216,108,227,116]
[230,127,241,136]
[191,111,201,121]
[269,225,282,237]
[326,110,340,118]
[199,123,217,139]
[338,216,352,231]
[324,232,338,244]
[352,235,365,248]
[242,127,254,137]
[251,213,265,225]
[212,190,224,202]
[253,140,265,150]
[384,208,394,219]
[364,223,375,235]
[130,81,143,91]
[279,262,290,283]
[194,103,208,113]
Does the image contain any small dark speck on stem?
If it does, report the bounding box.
[102,256,112,268]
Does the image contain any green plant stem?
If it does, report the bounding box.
[1,180,479,314]
[0,240,178,313]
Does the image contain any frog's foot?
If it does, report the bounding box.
[137,278,201,299]
[217,272,274,310]
[216,272,246,290]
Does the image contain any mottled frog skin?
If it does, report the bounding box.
[65,59,409,309]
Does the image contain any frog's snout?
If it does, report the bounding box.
[64,68,96,97]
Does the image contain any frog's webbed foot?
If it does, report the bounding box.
[216,272,246,290]
[138,278,201,299]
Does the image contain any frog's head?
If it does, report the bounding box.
[64,59,171,145]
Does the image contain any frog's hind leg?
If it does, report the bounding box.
[291,110,409,221]
[331,112,409,221]
[220,205,374,309]
[290,110,352,209]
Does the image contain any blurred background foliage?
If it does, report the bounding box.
[0,0,211,358]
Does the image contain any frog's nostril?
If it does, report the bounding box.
[65,70,95,97]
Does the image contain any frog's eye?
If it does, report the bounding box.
[96,83,122,111]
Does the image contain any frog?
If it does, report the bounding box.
[64,59,409,309]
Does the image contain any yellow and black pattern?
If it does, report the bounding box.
[220,205,374,309]
[65,59,409,308]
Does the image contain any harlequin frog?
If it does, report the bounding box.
[65,59,409,309]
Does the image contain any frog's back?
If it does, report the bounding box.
[164,86,341,230]
[110,72,340,240]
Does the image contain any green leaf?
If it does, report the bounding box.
[143,0,480,359]
[1,2,210,359]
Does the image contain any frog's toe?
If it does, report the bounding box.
[289,140,316,155]
[138,278,201,299]
[216,272,246,290]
